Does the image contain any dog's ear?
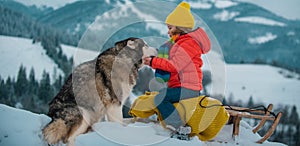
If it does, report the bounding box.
[126,40,137,49]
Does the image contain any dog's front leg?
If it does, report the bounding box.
[106,104,123,124]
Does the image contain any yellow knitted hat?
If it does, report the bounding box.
[165,2,195,29]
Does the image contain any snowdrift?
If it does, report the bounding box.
[0,104,286,146]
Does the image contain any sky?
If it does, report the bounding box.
[239,0,300,20]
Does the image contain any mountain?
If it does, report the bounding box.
[191,0,300,71]
[0,0,53,19]
[4,0,297,72]
[0,104,287,146]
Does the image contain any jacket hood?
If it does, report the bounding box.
[180,27,211,54]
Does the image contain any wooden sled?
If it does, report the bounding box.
[225,104,282,144]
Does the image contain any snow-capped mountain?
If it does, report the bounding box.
[2,0,298,72]
[0,104,287,146]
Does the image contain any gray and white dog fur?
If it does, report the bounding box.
[42,38,157,146]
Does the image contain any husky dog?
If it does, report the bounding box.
[42,38,157,146]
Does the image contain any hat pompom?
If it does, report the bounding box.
[180,2,190,10]
[165,2,195,29]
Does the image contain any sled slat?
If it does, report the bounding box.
[233,116,241,136]
[226,104,281,144]
[227,110,275,120]
[252,104,273,133]
[256,112,282,144]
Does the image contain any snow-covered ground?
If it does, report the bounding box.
[0,104,286,146]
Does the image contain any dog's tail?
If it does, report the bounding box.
[42,119,68,145]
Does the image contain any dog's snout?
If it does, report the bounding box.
[147,46,158,57]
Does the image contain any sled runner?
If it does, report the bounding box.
[225,104,282,144]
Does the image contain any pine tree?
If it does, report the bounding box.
[0,76,7,102]
[227,92,234,105]
[247,95,254,108]
[281,105,290,125]
[289,105,299,125]
[5,77,16,105]
[286,125,295,145]
[28,67,38,95]
[295,123,300,146]
[38,71,53,104]
[53,75,63,94]
[15,65,28,97]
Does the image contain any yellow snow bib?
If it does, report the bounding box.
[129,91,229,141]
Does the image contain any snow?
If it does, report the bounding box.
[225,64,300,114]
[94,1,168,36]
[213,10,240,21]
[105,0,110,5]
[12,0,78,10]
[234,16,286,27]
[189,0,238,9]
[0,35,98,82]
[248,32,277,44]
[189,1,213,9]
[0,104,51,146]
[0,104,287,146]
[214,0,239,9]
[60,44,98,66]
[0,35,64,82]
[125,2,167,36]
[287,31,295,36]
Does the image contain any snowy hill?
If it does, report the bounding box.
[0,35,64,82]
[0,104,286,146]
[224,64,300,114]
[0,35,98,82]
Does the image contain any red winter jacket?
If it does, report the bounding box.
[151,27,211,91]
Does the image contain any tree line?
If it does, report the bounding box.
[0,65,63,113]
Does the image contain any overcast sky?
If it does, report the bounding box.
[238,0,300,20]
